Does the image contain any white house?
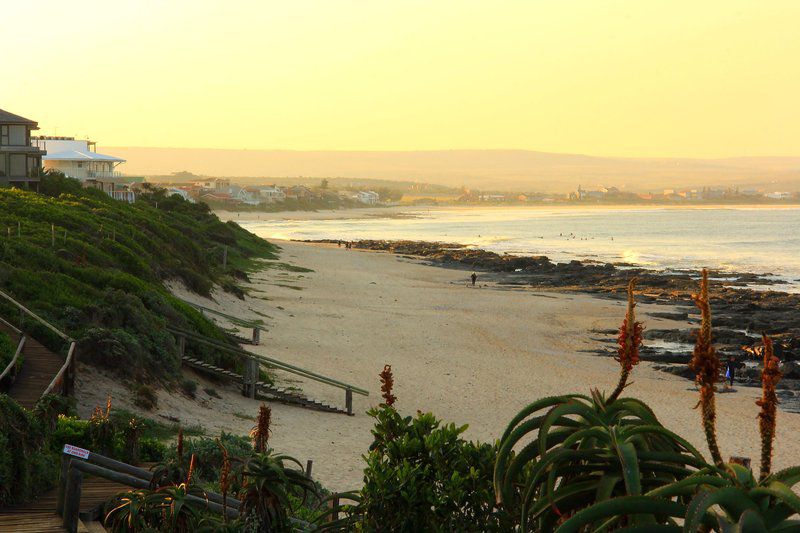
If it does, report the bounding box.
[228,185,262,205]
[356,190,380,205]
[33,136,135,202]
[35,137,125,180]
[765,192,792,200]
[258,186,286,203]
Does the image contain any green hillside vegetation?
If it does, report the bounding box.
[0,331,14,373]
[0,173,277,382]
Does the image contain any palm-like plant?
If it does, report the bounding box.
[494,390,707,531]
[237,450,317,532]
[494,279,709,531]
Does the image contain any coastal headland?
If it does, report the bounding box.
[151,239,800,492]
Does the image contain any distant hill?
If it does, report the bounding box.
[108,147,800,193]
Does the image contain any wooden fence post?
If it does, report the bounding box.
[65,347,76,397]
[329,495,340,522]
[222,245,228,268]
[346,388,353,416]
[56,454,71,516]
[62,463,84,533]
[178,335,186,358]
[242,357,258,399]
[252,327,260,345]
[305,459,313,478]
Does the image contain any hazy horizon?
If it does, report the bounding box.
[106,146,800,192]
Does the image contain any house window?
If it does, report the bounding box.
[9,154,25,177]
[0,154,6,176]
[27,156,40,177]
[0,125,8,146]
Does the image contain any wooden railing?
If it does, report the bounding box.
[0,335,25,388]
[179,298,266,344]
[57,447,241,533]
[0,288,77,398]
[168,326,368,413]
[57,446,313,533]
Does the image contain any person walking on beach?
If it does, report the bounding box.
[470,272,477,286]
[724,355,741,389]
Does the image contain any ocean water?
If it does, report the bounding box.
[239,206,800,292]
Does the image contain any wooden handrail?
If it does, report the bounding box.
[42,341,76,397]
[168,326,369,396]
[0,336,25,384]
[0,289,74,342]
[0,314,22,335]
[178,298,267,331]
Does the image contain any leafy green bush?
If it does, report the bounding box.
[0,394,60,506]
[350,406,511,532]
[159,432,252,485]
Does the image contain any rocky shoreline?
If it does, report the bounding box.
[305,238,800,411]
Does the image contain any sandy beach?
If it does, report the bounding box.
[80,240,800,493]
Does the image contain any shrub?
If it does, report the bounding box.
[0,394,59,506]
[180,378,198,399]
[132,384,158,411]
[349,406,511,532]
[163,432,252,484]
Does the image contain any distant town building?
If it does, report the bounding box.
[0,108,46,189]
[765,191,792,200]
[356,191,380,204]
[257,186,286,203]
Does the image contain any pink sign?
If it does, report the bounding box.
[63,444,90,459]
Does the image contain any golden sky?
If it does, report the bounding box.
[5,1,800,157]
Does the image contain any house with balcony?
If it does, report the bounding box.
[0,108,46,189]
[33,136,135,202]
[257,185,286,203]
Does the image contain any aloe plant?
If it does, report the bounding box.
[494,390,708,531]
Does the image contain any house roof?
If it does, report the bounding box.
[0,109,38,125]
[44,150,125,163]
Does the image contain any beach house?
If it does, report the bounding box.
[33,136,135,202]
[258,186,286,203]
[0,108,46,189]
[356,191,380,204]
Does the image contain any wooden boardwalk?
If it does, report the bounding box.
[0,321,64,409]
[0,475,128,532]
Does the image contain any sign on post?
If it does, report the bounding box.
[63,444,90,459]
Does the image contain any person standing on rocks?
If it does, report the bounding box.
[471,272,477,286]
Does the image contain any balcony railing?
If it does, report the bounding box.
[87,170,123,179]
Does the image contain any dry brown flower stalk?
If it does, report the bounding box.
[757,334,782,480]
[186,454,196,485]
[689,269,724,467]
[379,364,397,406]
[608,278,643,403]
[177,428,184,464]
[217,438,231,522]
[251,404,272,453]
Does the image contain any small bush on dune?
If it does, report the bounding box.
[132,384,159,411]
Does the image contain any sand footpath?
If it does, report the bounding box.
[90,240,800,493]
